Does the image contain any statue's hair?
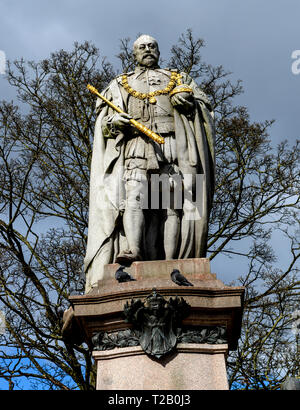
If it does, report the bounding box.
[133,35,159,52]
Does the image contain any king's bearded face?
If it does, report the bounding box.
[133,36,160,68]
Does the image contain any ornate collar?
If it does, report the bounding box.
[121,68,182,104]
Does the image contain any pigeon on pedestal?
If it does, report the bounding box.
[171,269,194,286]
[115,265,136,283]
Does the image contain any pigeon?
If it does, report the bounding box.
[115,265,136,283]
[171,269,194,286]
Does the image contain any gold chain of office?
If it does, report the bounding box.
[121,71,183,104]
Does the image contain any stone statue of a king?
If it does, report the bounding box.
[84,35,215,292]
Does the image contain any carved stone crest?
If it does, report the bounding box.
[123,289,190,359]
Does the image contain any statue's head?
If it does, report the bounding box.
[133,34,160,68]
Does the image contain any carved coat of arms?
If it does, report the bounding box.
[123,289,190,359]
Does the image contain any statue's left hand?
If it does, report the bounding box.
[170,92,195,113]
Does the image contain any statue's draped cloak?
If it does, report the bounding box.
[84,72,215,291]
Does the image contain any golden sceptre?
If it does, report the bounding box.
[87,84,164,144]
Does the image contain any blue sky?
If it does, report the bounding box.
[0,0,299,281]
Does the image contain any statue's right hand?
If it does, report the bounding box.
[111,113,132,130]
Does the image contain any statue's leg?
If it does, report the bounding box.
[159,165,181,259]
[178,169,196,258]
[163,207,180,259]
[116,177,146,263]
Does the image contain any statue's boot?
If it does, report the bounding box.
[116,207,144,265]
[115,250,142,265]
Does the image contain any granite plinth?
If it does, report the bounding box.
[93,343,229,390]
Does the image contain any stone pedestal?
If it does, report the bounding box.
[67,258,244,390]
[93,344,229,390]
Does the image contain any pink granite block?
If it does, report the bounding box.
[93,344,229,390]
